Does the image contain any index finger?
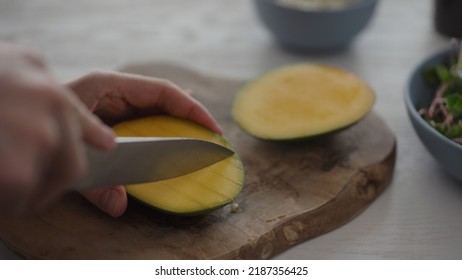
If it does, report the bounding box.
[108,72,223,134]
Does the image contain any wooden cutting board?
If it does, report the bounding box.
[0,63,396,259]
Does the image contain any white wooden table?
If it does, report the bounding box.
[1,0,461,259]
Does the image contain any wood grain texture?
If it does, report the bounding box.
[0,63,396,259]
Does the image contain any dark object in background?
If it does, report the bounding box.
[434,0,462,38]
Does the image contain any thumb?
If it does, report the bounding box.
[80,185,128,217]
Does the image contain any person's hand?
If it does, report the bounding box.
[67,70,222,217]
[0,43,116,217]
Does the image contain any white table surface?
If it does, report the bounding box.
[1,0,461,260]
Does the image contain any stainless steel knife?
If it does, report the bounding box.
[72,137,234,190]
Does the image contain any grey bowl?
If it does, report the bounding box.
[405,47,462,182]
[253,0,378,52]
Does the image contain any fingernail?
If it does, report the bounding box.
[217,124,224,135]
[101,189,118,216]
[102,126,117,148]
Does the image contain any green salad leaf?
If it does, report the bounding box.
[420,50,462,143]
[446,94,462,117]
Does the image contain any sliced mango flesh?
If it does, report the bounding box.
[112,116,244,216]
[232,64,375,140]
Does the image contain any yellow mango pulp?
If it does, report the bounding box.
[232,64,375,140]
[113,116,244,215]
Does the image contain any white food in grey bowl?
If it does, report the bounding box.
[276,0,360,10]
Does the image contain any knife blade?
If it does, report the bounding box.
[72,137,234,190]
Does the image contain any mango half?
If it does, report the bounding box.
[232,64,375,140]
[113,116,244,216]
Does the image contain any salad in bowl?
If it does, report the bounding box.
[405,44,462,182]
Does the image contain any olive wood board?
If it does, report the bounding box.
[0,63,396,259]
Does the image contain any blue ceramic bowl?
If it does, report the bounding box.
[253,0,378,51]
[405,47,462,182]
